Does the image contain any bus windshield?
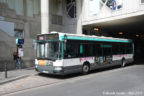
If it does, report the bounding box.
[37,42,61,60]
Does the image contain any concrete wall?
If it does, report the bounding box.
[82,0,144,25]
[49,0,64,33]
[0,0,41,71]
[49,0,76,34]
[0,0,83,71]
[49,0,82,34]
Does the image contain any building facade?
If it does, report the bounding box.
[1,0,144,70]
[41,0,82,34]
[0,0,82,70]
[0,0,41,70]
[42,0,144,36]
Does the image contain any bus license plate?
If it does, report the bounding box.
[42,71,49,73]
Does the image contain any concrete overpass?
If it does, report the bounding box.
[81,0,144,60]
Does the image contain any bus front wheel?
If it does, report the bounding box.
[82,64,90,75]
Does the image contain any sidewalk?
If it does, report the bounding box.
[0,67,37,85]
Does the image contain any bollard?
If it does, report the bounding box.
[5,63,7,78]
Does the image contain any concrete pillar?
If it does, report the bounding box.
[41,0,49,34]
[76,0,82,34]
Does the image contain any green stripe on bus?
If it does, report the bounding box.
[59,36,131,43]
[37,40,59,42]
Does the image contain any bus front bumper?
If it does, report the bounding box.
[35,65,64,75]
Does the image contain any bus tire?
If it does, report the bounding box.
[121,59,126,67]
[82,63,90,75]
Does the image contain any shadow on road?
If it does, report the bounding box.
[38,72,82,80]
[38,63,136,80]
[134,58,144,65]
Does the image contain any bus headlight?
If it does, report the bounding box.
[45,61,53,66]
[54,66,63,72]
[49,61,53,66]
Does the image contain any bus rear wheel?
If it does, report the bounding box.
[82,64,90,75]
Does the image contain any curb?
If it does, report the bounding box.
[0,75,30,85]
[0,67,36,85]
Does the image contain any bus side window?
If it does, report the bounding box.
[64,42,80,58]
[103,45,112,56]
[95,44,102,56]
[126,43,133,54]
[89,44,94,56]
[119,44,126,54]
[82,44,94,57]
[80,44,83,54]
[112,44,119,55]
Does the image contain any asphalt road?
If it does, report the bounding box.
[3,65,144,96]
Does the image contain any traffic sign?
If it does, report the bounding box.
[18,39,24,44]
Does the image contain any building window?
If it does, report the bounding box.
[15,0,24,15]
[27,0,40,17]
[66,0,76,18]
[7,0,15,9]
[27,0,33,17]
[2,0,24,15]
[15,29,24,39]
[52,15,63,25]
[0,0,7,3]
[33,0,40,15]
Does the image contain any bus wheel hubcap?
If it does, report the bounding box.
[83,65,89,72]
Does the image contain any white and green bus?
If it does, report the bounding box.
[35,32,134,75]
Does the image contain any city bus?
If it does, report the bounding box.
[35,32,134,75]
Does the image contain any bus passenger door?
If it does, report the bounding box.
[102,45,112,65]
[94,44,103,66]
[94,44,112,66]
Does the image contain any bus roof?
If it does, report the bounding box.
[37,32,132,43]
